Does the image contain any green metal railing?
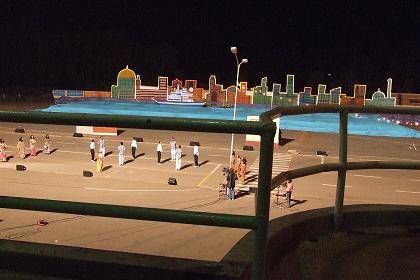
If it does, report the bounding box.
[262,105,420,230]
[1,105,419,280]
[0,110,276,280]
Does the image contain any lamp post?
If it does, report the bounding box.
[229,47,248,168]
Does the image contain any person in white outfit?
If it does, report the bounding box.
[156,141,163,164]
[89,140,95,161]
[117,142,125,166]
[193,143,199,167]
[170,137,176,160]
[98,136,105,155]
[175,145,182,171]
[131,137,137,159]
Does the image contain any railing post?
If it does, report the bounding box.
[251,131,274,280]
[334,111,348,230]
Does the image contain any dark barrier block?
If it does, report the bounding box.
[83,170,93,177]
[16,164,26,171]
[15,128,25,133]
[134,137,144,142]
[243,145,254,151]
[73,133,83,137]
[316,150,328,156]
[189,141,200,146]
[168,178,177,185]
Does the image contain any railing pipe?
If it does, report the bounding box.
[334,111,348,230]
[271,161,420,189]
[251,125,275,280]
[0,111,267,135]
[0,196,256,229]
[260,104,420,120]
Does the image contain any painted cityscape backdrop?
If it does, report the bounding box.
[53,66,420,107]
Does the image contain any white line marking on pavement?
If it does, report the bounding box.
[395,190,420,194]
[408,179,420,182]
[85,187,201,192]
[208,154,228,157]
[55,142,75,145]
[322,183,352,188]
[352,174,382,179]
[198,164,221,187]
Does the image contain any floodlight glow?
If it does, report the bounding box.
[396,120,400,124]
[230,47,237,54]
[415,122,419,126]
[242,58,248,63]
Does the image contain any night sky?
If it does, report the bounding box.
[1,0,419,96]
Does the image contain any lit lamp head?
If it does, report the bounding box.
[242,58,248,63]
[230,47,237,54]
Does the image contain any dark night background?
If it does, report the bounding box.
[0,0,419,96]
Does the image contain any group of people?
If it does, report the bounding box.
[158,137,200,170]
[90,136,134,172]
[223,151,248,201]
[0,134,51,162]
[230,151,247,185]
[90,136,200,173]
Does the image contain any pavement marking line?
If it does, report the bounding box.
[352,174,382,179]
[55,141,76,145]
[85,187,201,192]
[208,154,228,157]
[395,190,420,194]
[409,179,420,182]
[322,183,352,188]
[198,164,221,187]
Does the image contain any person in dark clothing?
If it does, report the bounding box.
[226,168,236,200]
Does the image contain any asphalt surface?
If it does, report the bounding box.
[0,121,419,262]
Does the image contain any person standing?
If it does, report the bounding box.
[193,143,199,167]
[236,156,242,176]
[226,168,236,200]
[16,137,25,159]
[44,134,51,154]
[175,145,182,171]
[117,142,125,166]
[239,158,247,185]
[0,139,7,162]
[230,151,236,171]
[98,136,105,155]
[156,141,163,164]
[29,135,36,156]
[170,137,176,161]
[89,140,95,162]
[96,152,104,172]
[131,137,137,159]
[286,179,294,208]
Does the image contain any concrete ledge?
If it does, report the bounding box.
[0,239,244,280]
[222,204,420,279]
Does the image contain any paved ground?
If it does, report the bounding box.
[0,120,419,262]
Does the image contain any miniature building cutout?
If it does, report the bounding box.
[111,66,136,99]
[253,77,271,105]
[276,75,298,106]
[316,84,330,105]
[330,87,343,105]
[207,75,227,104]
[366,88,396,106]
[299,87,317,105]
[341,84,366,106]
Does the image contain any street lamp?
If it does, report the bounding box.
[229,47,248,168]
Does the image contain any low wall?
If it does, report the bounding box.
[222,204,420,279]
